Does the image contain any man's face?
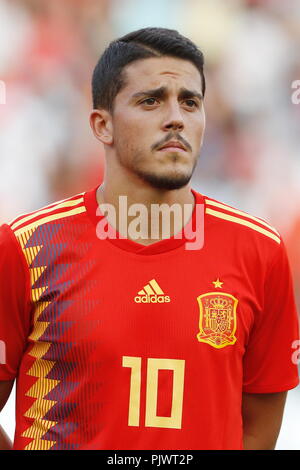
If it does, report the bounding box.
[111,56,206,190]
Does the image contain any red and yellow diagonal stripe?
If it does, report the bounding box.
[17,229,59,450]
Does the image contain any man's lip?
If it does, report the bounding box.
[158,141,187,151]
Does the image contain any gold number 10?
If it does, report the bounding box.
[122,356,185,429]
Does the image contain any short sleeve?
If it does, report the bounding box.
[243,238,300,393]
[0,224,32,380]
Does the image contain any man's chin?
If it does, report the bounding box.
[137,171,192,190]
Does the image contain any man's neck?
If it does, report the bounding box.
[96,182,195,245]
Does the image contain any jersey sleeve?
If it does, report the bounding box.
[243,237,300,393]
[0,224,32,380]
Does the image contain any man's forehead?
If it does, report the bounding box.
[122,57,202,93]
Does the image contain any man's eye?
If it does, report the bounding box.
[184,99,198,108]
[141,98,158,106]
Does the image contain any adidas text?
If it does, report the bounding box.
[134,295,171,304]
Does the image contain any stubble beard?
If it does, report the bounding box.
[134,166,193,190]
[118,147,198,191]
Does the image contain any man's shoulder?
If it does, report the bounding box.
[200,192,282,246]
[6,191,87,240]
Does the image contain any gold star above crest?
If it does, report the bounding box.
[212,278,223,288]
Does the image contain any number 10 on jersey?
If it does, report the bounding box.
[122,356,185,429]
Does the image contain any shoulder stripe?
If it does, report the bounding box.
[206,208,281,244]
[9,192,85,228]
[10,196,85,231]
[14,206,86,237]
[205,198,280,237]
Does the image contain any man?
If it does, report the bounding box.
[0,27,299,450]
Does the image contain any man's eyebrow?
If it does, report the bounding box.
[131,86,203,101]
[178,88,203,101]
[131,87,167,100]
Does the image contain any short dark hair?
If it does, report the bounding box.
[92,27,205,112]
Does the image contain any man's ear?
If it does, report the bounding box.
[89,109,113,145]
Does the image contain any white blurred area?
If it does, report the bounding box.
[0,0,299,450]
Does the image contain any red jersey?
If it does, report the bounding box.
[0,187,299,450]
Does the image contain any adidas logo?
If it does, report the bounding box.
[134,279,170,303]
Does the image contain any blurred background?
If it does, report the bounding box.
[0,0,299,449]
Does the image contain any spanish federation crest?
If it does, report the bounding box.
[196,292,238,349]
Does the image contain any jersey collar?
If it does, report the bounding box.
[84,185,204,255]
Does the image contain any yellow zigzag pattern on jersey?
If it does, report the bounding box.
[11,194,86,237]
[16,229,58,450]
[205,199,281,244]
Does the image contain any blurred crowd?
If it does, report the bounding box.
[0,0,299,307]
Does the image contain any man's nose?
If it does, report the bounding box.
[162,103,184,132]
